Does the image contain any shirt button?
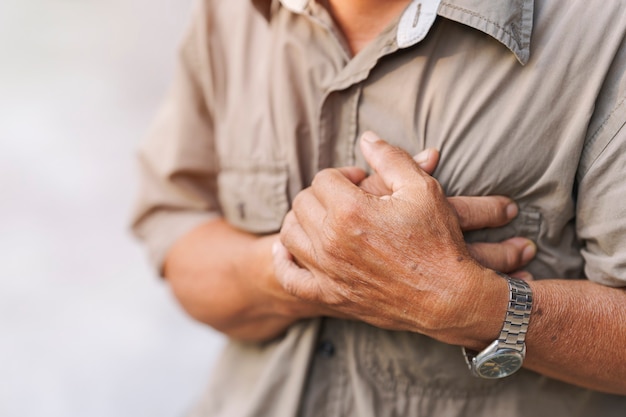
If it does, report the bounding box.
[317,340,335,358]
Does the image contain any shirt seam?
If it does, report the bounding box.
[438,1,532,64]
[440,2,520,49]
[578,94,626,182]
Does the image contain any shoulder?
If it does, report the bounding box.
[198,0,268,31]
[533,0,626,36]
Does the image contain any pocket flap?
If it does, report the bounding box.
[217,164,289,234]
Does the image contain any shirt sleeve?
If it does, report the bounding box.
[576,49,626,287]
[130,2,221,272]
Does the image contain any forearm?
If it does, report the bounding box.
[277,134,626,395]
[522,279,626,395]
[163,218,319,342]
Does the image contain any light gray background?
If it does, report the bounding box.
[0,1,225,416]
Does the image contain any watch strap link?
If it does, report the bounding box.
[496,272,533,352]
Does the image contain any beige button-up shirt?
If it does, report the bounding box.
[132,0,626,415]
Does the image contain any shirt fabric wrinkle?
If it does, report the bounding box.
[132,0,626,415]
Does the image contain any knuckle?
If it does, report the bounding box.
[422,175,443,194]
[279,211,295,235]
[329,203,368,247]
[332,194,361,224]
[311,168,334,189]
[291,190,309,215]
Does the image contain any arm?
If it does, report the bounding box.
[525,280,626,394]
[163,149,534,342]
[524,121,626,394]
[278,132,626,394]
[163,219,313,341]
[131,16,534,342]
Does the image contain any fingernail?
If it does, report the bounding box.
[361,131,380,143]
[414,148,432,165]
[522,242,537,263]
[506,203,519,219]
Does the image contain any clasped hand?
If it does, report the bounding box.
[274,131,534,344]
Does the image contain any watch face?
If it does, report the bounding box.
[476,351,523,379]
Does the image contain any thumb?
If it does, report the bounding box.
[360,131,427,193]
[413,148,440,175]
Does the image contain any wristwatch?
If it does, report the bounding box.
[463,272,533,379]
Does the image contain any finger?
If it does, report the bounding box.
[272,242,353,319]
[280,210,319,269]
[509,270,535,282]
[467,237,537,273]
[309,167,364,211]
[291,188,329,251]
[358,174,391,196]
[359,131,428,194]
[359,148,440,196]
[413,148,440,175]
[448,196,518,231]
[272,241,320,301]
[335,166,367,185]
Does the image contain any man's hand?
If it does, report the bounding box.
[276,132,521,346]
[359,146,535,278]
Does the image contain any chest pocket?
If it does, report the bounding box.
[217,162,290,234]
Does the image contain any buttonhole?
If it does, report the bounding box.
[413,3,422,28]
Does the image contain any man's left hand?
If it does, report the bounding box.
[276,131,509,346]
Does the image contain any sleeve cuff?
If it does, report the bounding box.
[131,209,221,276]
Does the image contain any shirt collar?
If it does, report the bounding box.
[438,0,533,65]
[251,0,533,64]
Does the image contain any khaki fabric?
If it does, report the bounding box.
[132,0,626,415]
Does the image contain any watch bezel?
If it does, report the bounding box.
[473,341,525,379]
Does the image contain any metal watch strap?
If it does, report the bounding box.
[463,272,533,377]
[496,272,533,351]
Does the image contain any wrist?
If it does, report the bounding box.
[450,266,511,350]
[462,272,533,379]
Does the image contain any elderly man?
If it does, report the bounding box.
[132,0,626,415]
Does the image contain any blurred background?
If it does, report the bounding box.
[0,1,225,416]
